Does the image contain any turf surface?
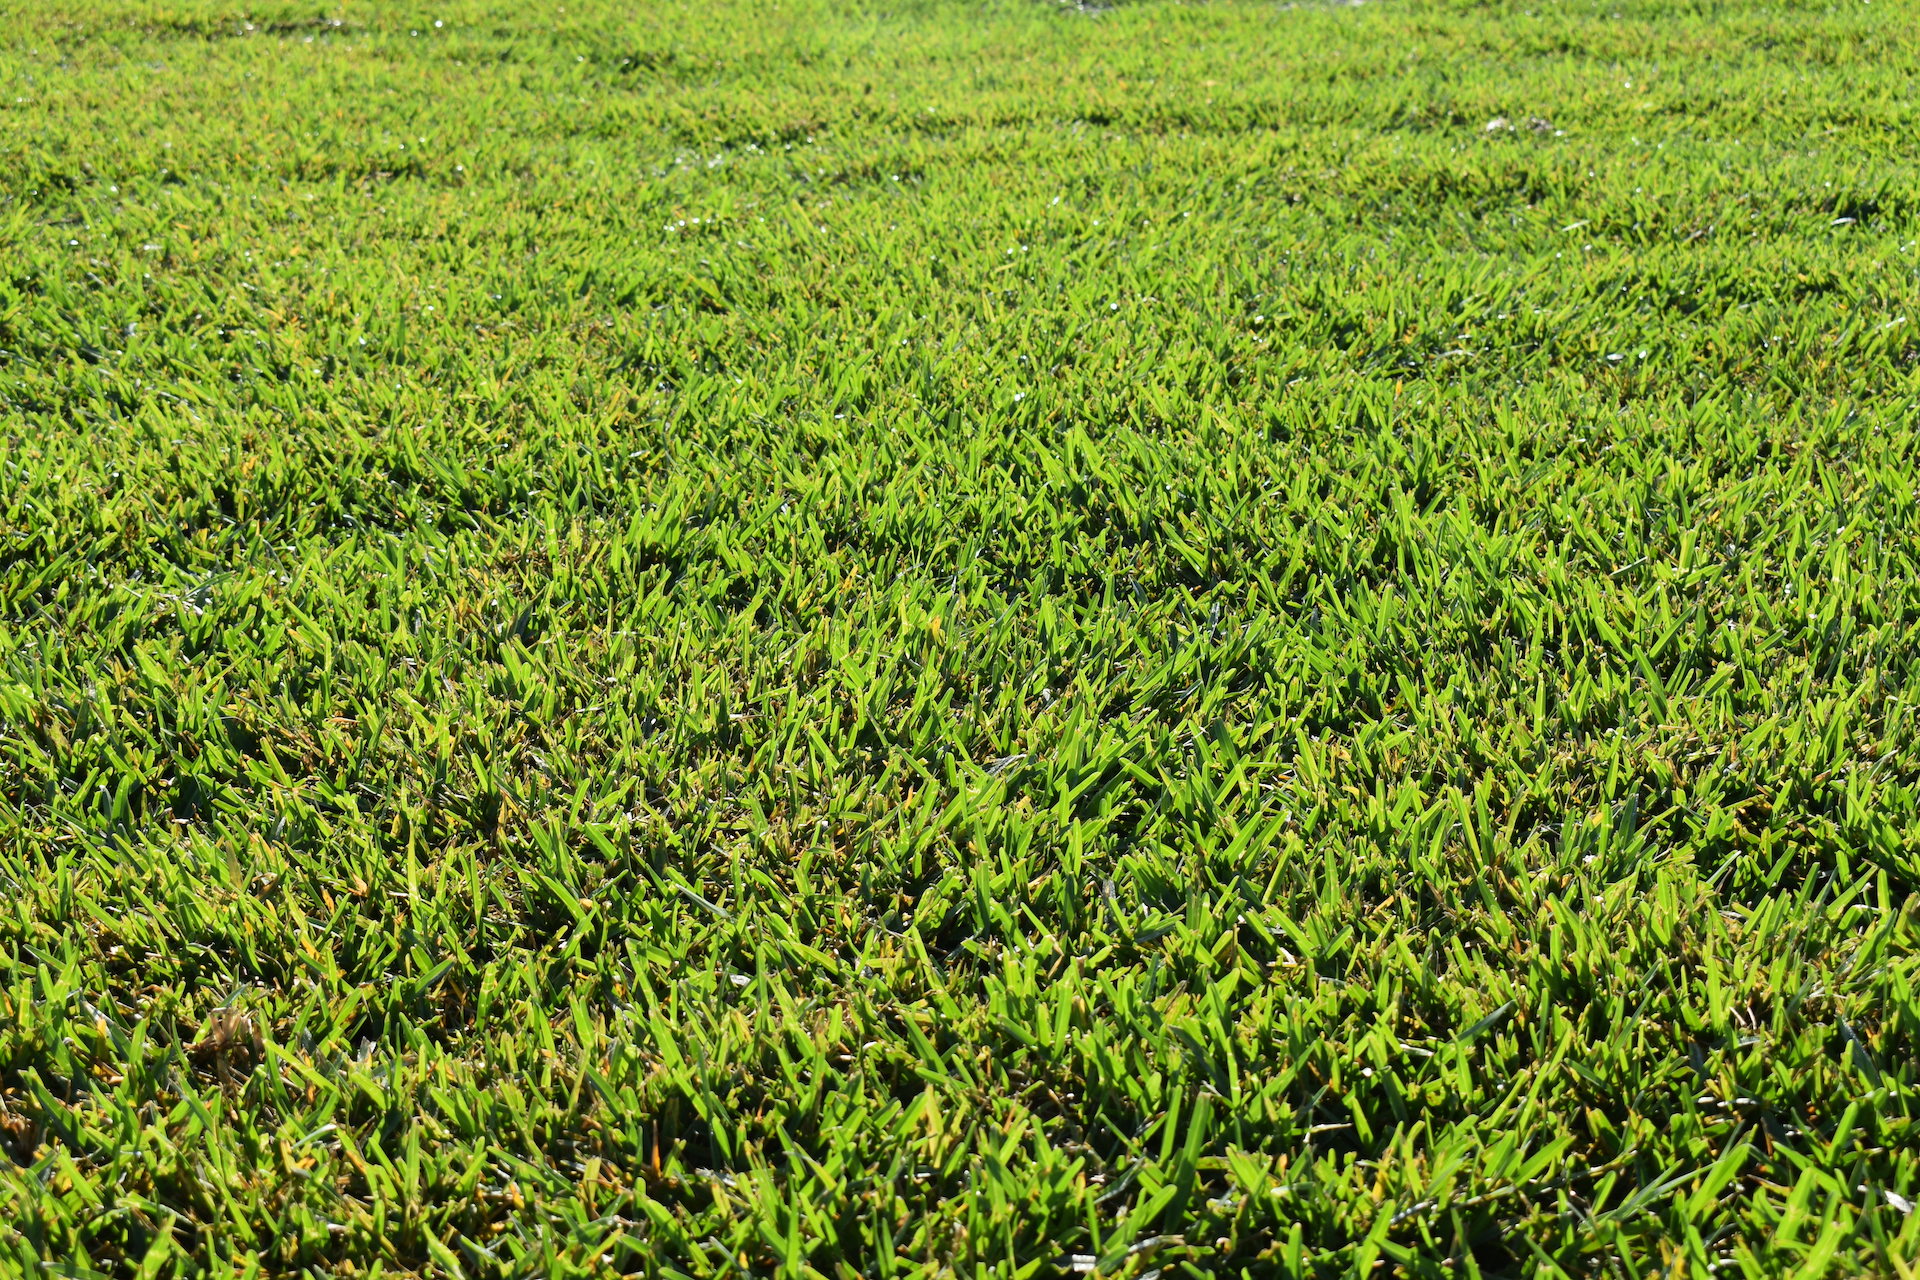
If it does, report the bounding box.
[4,0,1920,1274]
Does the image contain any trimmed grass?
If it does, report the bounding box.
[3,0,1920,1273]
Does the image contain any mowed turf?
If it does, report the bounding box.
[3,0,1920,1274]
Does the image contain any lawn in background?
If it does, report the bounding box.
[3,0,1920,1274]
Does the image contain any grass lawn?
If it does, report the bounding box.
[3,0,1920,1274]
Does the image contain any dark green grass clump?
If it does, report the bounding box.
[4,0,1920,1274]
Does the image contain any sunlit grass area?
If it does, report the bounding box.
[3,0,1920,1274]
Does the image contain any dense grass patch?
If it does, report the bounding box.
[3,0,1920,1274]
